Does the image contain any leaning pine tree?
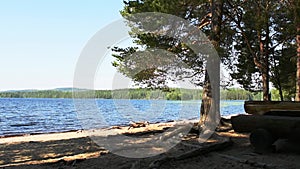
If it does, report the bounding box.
[112,0,230,128]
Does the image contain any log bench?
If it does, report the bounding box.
[231,101,300,152]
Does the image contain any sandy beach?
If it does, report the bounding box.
[1,120,300,169]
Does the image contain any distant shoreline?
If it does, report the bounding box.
[0,87,256,100]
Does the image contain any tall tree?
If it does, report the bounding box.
[200,0,223,126]
[264,0,298,100]
[112,0,228,126]
[226,0,296,101]
[291,0,300,101]
[228,0,271,100]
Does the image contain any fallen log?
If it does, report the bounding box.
[231,114,300,138]
[249,128,277,153]
[244,101,300,116]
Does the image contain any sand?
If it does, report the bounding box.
[1,121,300,169]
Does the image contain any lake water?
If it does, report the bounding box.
[0,98,245,136]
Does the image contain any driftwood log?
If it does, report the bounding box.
[128,121,150,130]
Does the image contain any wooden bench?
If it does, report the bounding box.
[231,101,300,152]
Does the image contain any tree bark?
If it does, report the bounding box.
[261,56,270,101]
[272,56,284,101]
[295,0,300,101]
[199,0,222,126]
[265,18,270,101]
[256,5,270,101]
[200,71,212,125]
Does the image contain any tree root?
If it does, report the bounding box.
[216,153,277,169]
[148,137,233,169]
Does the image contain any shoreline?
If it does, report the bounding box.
[0,119,197,144]
[0,120,197,168]
[0,118,200,140]
[0,129,82,139]
[0,115,241,139]
[1,118,300,169]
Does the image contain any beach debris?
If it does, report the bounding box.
[128,121,150,130]
[110,126,123,129]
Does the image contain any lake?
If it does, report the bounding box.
[0,98,245,136]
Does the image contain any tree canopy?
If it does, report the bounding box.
[112,0,299,101]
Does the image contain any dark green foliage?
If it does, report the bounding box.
[0,88,257,100]
[112,0,227,89]
[226,0,298,100]
[0,90,73,98]
[113,0,298,101]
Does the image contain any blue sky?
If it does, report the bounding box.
[0,0,124,91]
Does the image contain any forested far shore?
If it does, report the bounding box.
[0,88,290,101]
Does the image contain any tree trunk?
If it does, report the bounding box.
[200,71,212,125]
[274,60,284,101]
[262,67,270,101]
[279,86,284,101]
[256,33,269,101]
[258,28,270,101]
[265,18,270,101]
[253,3,271,101]
[295,1,300,101]
[271,53,284,101]
[199,0,222,126]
